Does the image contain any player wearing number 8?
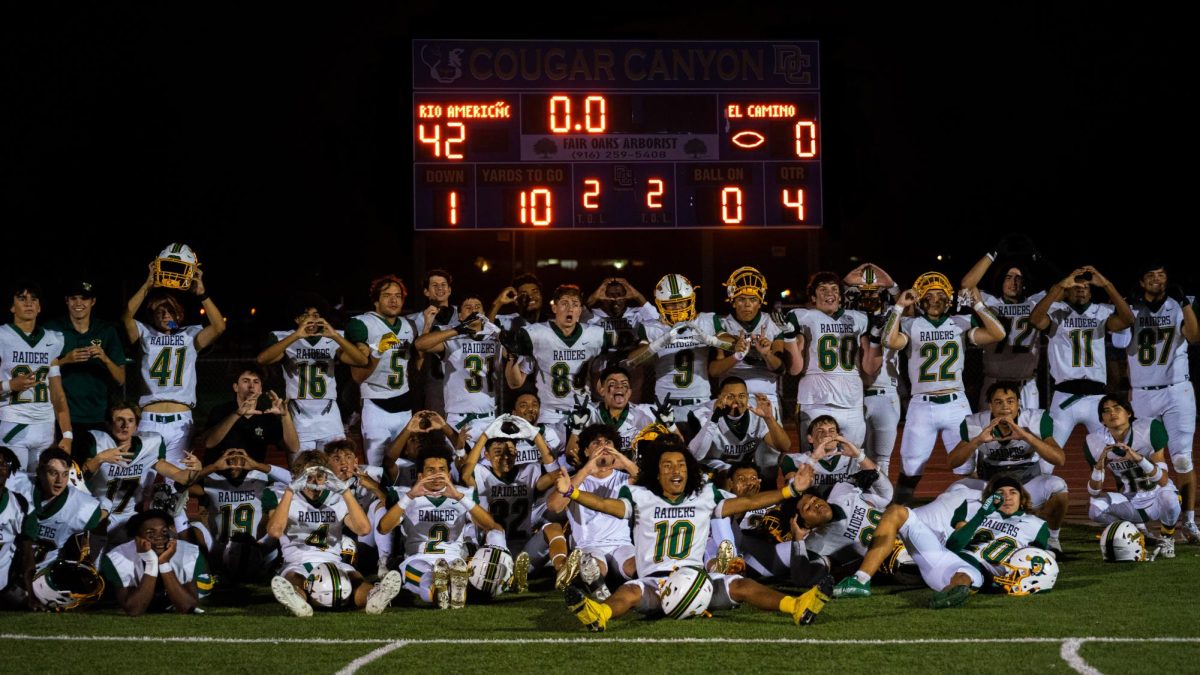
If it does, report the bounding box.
[882,273,1005,505]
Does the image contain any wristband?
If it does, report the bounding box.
[1090,468,1105,483]
[48,365,62,378]
[484,528,508,549]
[196,292,210,303]
[61,431,74,440]
[395,495,413,511]
[161,561,176,576]
[781,484,795,499]
[139,550,160,578]
[733,351,745,362]
[973,301,987,313]
[542,461,559,474]
[986,251,997,262]
[568,487,581,500]
[1137,457,1155,474]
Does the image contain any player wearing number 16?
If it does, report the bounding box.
[881,273,1005,505]
[122,244,226,464]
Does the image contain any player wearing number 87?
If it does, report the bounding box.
[121,248,226,464]
[882,273,1006,505]
[560,435,832,632]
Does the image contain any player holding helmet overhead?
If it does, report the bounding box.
[881,272,1005,505]
[844,263,901,477]
[711,267,792,422]
[122,244,227,463]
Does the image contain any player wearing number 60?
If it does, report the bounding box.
[559,434,832,632]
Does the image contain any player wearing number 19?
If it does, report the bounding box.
[882,273,1005,505]
[121,245,226,464]
[560,435,832,631]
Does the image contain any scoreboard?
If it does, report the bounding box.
[413,40,821,230]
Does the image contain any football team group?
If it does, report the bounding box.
[0,237,1193,629]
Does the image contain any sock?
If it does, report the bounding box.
[854,571,871,584]
[598,603,613,622]
[1186,510,1195,524]
[1161,525,1176,536]
[547,535,568,567]
[779,596,797,614]
[1049,528,1060,539]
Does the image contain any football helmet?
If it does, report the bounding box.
[304,561,353,608]
[631,422,672,463]
[724,266,767,303]
[152,243,199,290]
[32,559,105,611]
[882,540,922,586]
[1100,521,1146,562]
[912,272,953,302]
[654,274,698,325]
[468,545,514,597]
[67,461,87,491]
[995,546,1059,595]
[658,566,714,619]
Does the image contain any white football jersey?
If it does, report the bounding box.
[268,331,343,415]
[0,488,29,586]
[0,324,65,423]
[515,423,564,466]
[134,321,203,408]
[80,431,166,521]
[345,313,416,399]
[515,323,606,413]
[265,489,349,565]
[804,483,889,558]
[1123,298,1190,387]
[1043,302,1115,384]
[588,303,658,352]
[473,464,540,545]
[441,333,501,415]
[901,314,976,395]
[957,409,1054,482]
[952,502,1049,578]
[1085,418,1170,496]
[399,489,477,559]
[101,538,207,588]
[584,403,658,454]
[779,452,865,488]
[566,470,632,549]
[687,404,774,465]
[717,312,791,401]
[865,313,899,391]
[618,483,723,577]
[787,308,869,408]
[638,312,720,402]
[24,486,103,570]
[202,470,277,542]
[979,291,1046,380]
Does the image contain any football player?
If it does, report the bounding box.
[844,263,901,477]
[1028,266,1134,453]
[779,416,892,502]
[1,281,73,474]
[344,275,419,467]
[710,267,791,421]
[376,445,506,608]
[947,382,1068,552]
[265,451,402,617]
[121,245,226,463]
[490,273,545,331]
[1114,264,1199,542]
[687,377,790,474]
[408,269,459,417]
[785,271,880,450]
[325,440,388,576]
[383,410,460,488]
[256,294,368,454]
[834,476,1049,608]
[564,365,664,460]
[881,273,1005,504]
[1,448,30,602]
[559,435,831,631]
[413,297,503,449]
[1085,395,1180,559]
[783,479,891,587]
[101,509,210,615]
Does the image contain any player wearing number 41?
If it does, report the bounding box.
[880,273,1006,505]
[1112,264,1200,543]
[0,281,73,475]
[265,451,403,617]
[560,435,833,632]
[256,294,368,456]
[834,476,1051,608]
[1086,395,1180,559]
[122,245,226,464]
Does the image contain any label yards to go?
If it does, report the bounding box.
[520,134,720,161]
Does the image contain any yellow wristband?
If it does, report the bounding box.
[569,487,581,500]
[781,484,795,499]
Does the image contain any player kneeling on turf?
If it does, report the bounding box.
[265,451,402,617]
[558,434,832,632]
[101,509,211,615]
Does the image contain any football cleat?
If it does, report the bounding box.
[564,585,608,632]
[929,584,971,609]
[271,576,313,618]
[1155,536,1176,560]
[1046,535,1063,556]
[449,557,469,609]
[556,549,582,591]
[512,551,531,593]
[1181,521,1200,544]
[579,552,609,601]
[365,570,403,615]
[790,576,833,626]
[433,559,451,609]
[714,540,735,575]
[832,576,871,599]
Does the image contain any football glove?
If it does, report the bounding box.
[979,491,1003,516]
[565,395,591,435]
[651,395,676,428]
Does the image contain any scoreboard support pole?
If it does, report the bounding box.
[701,231,715,313]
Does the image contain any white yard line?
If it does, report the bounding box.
[335,640,408,675]
[1060,638,1103,675]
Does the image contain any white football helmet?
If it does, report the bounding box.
[654,274,698,325]
[1100,521,1146,562]
[304,562,353,608]
[152,243,199,290]
[469,545,514,596]
[995,546,1059,595]
[658,566,714,619]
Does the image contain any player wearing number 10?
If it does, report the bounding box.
[882,273,1005,505]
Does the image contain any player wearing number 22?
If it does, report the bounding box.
[560,435,832,631]
[882,273,1005,505]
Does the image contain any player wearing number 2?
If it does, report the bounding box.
[122,245,226,463]
[882,273,1005,505]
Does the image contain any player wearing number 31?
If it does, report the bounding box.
[881,273,1005,505]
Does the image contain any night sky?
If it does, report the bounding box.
[5,5,1190,330]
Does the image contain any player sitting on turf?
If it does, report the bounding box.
[781,476,892,587]
[834,475,1050,608]
[1085,395,1180,559]
[265,451,402,617]
[101,509,211,615]
[558,434,832,631]
[705,464,777,579]
[779,415,892,502]
[325,440,388,577]
[376,445,507,608]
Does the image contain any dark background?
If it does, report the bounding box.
[5,4,1191,340]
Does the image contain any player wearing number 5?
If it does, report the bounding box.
[121,245,226,464]
[882,273,1005,505]
[256,294,368,455]
[0,281,73,475]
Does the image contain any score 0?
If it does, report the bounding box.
[549,95,607,133]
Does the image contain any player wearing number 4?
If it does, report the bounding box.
[0,281,73,475]
[560,435,833,632]
[122,245,226,464]
[256,294,368,455]
[883,273,1005,504]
